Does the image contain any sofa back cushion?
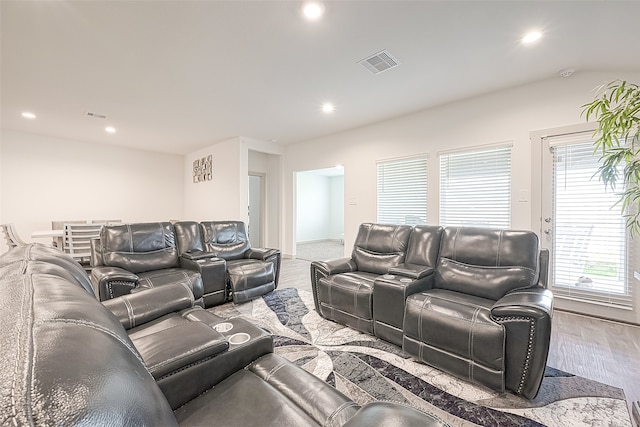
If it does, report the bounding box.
[200,221,250,260]
[351,223,412,274]
[435,227,540,300]
[0,244,178,426]
[174,221,205,255]
[405,225,444,268]
[100,222,179,274]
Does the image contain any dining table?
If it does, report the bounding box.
[31,229,64,249]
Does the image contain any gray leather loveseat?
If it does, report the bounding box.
[0,244,447,427]
[311,223,553,399]
[91,221,280,307]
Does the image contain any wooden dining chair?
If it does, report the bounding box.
[1,223,27,250]
[63,223,103,270]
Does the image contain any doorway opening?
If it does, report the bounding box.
[295,166,344,261]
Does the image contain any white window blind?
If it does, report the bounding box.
[377,156,427,225]
[549,135,633,308]
[439,145,512,228]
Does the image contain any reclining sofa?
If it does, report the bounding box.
[90,221,280,307]
[0,244,447,427]
[311,223,553,399]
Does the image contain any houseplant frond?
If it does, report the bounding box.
[582,80,640,234]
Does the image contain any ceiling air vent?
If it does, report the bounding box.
[358,50,399,75]
[85,111,107,119]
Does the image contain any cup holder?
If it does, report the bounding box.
[400,278,412,283]
[228,332,251,345]
[382,274,395,279]
[213,322,234,333]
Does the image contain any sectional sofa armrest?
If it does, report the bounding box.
[491,287,553,319]
[246,247,280,261]
[388,263,435,280]
[310,258,357,312]
[135,322,229,380]
[491,287,554,399]
[91,265,139,301]
[102,282,195,329]
[180,250,218,261]
[311,257,357,277]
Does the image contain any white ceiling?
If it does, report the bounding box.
[2,1,640,155]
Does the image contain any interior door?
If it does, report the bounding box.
[248,174,263,248]
[540,130,639,323]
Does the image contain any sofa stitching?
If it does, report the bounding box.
[122,297,135,328]
[468,308,480,383]
[126,223,133,252]
[262,361,288,382]
[323,401,360,427]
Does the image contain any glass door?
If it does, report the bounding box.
[540,131,638,323]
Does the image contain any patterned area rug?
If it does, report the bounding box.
[209,288,631,427]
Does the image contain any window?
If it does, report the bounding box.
[377,156,427,225]
[439,145,512,228]
[548,135,633,307]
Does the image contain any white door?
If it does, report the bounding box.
[248,174,263,248]
[540,130,639,323]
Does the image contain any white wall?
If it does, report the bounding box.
[183,137,283,249]
[282,71,640,258]
[295,172,344,243]
[0,129,184,252]
[184,137,243,221]
[296,172,331,242]
[329,175,344,240]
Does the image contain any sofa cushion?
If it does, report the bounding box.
[351,223,412,274]
[137,268,204,301]
[436,227,539,300]
[404,289,505,392]
[201,221,251,260]
[175,354,360,427]
[317,272,377,321]
[101,222,179,273]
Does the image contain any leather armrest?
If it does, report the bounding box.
[134,322,229,379]
[491,287,554,319]
[181,250,220,261]
[311,257,357,276]
[102,282,195,329]
[246,247,280,261]
[491,287,554,399]
[344,402,446,427]
[90,265,139,301]
[388,263,435,280]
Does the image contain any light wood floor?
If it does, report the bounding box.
[279,257,639,422]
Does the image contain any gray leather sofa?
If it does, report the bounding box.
[174,220,281,304]
[91,221,280,307]
[90,221,205,304]
[311,223,553,399]
[0,244,447,427]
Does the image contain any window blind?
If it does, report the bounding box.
[439,145,511,228]
[549,135,634,308]
[377,156,427,225]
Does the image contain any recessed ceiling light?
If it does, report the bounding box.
[21,112,36,119]
[302,2,324,21]
[322,103,335,114]
[522,31,542,44]
[105,126,117,134]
